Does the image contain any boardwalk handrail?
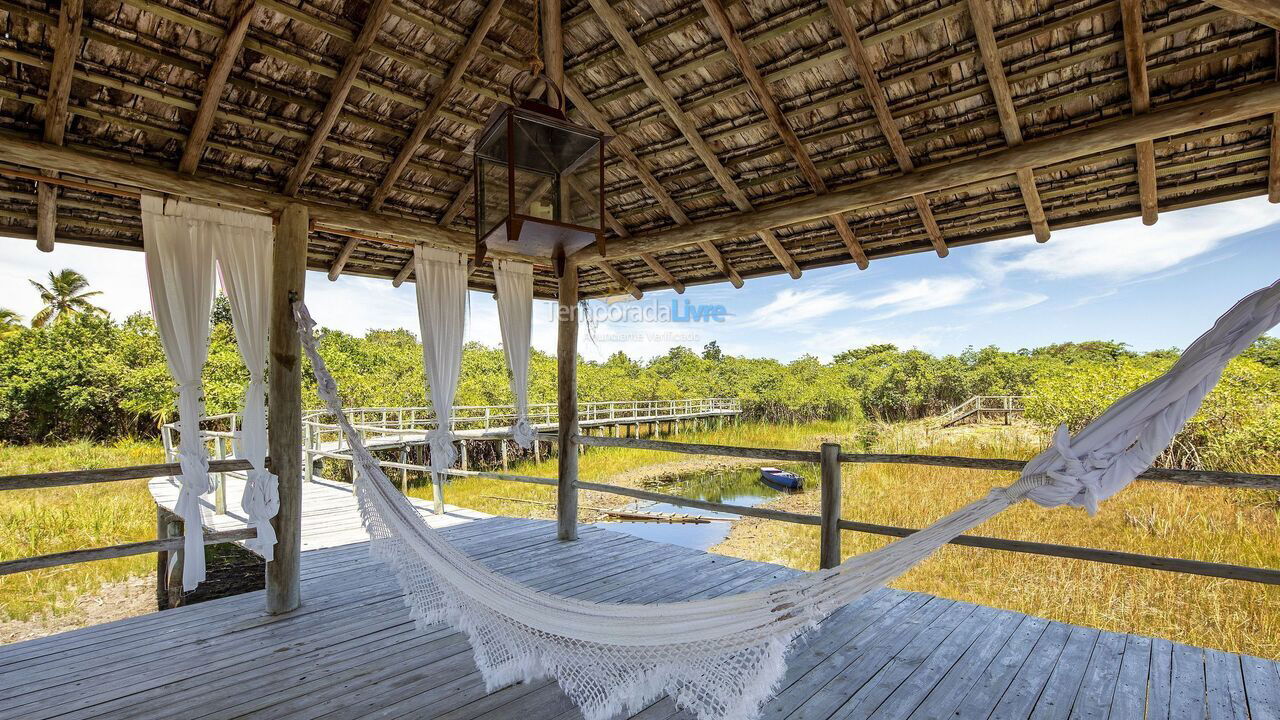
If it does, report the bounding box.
[297,397,741,436]
[303,450,1280,586]
[939,395,1027,426]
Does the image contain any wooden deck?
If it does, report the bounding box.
[3,512,1278,719]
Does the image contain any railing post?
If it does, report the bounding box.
[303,423,313,484]
[819,442,842,570]
[214,436,227,515]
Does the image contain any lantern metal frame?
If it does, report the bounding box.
[472,76,608,277]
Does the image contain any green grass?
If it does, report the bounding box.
[0,440,163,621]
[714,421,1280,659]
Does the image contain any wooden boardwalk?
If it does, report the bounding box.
[147,472,488,552]
[2,513,1277,719]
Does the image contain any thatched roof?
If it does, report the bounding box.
[0,0,1275,298]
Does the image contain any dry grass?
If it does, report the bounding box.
[0,440,162,622]
[713,421,1280,659]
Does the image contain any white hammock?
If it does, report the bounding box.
[291,275,1280,720]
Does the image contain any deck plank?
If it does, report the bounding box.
[1,515,1276,720]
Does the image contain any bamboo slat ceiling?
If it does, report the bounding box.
[0,0,1275,298]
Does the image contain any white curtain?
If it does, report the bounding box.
[210,209,277,560]
[144,195,278,589]
[414,245,467,472]
[493,260,535,448]
[142,196,217,591]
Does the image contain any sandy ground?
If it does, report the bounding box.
[1,575,154,644]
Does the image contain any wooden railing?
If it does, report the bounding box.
[160,412,242,515]
[300,398,740,444]
[0,458,260,576]
[939,395,1026,426]
[4,427,1278,589]
[376,433,1278,586]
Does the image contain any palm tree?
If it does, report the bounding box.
[0,308,22,339]
[29,269,106,327]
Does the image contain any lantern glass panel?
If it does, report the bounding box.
[477,156,508,241]
[513,166,558,222]
[564,155,601,230]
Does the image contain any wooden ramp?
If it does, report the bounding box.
[2,517,1277,720]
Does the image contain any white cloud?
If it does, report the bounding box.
[742,287,857,329]
[973,197,1280,282]
[796,325,945,360]
[851,276,981,319]
[974,289,1048,315]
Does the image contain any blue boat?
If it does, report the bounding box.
[759,467,804,491]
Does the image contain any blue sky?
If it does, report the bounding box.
[3,195,1279,362]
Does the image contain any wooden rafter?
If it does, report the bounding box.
[368,0,506,212]
[178,0,257,174]
[825,0,948,257]
[1205,1,1280,29]
[283,0,393,198]
[1120,0,1158,226]
[36,0,83,253]
[966,0,1049,243]
[564,77,704,292]
[587,0,771,286]
[392,259,414,287]
[599,261,643,299]
[327,238,360,281]
[577,83,1280,261]
[702,0,867,271]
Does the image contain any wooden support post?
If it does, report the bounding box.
[164,516,184,608]
[155,506,169,610]
[500,438,509,469]
[461,439,469,470]
[819,442,841,570]
[266,202,307,615]
[557,265,580,541]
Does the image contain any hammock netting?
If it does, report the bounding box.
[291,275,1280,720]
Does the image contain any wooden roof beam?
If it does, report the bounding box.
[368,0,506,212]
[825,0,947,257]
[327,238,360,281]
[1272,31,1279,204]
[702,0,864,271]
[577,83,1280,261]
[599,261,643,299]
[564,77,699,292]
[967,0,1049,243]
[392,258,414,287]
[283,0,393,197]
[1121,0,1158,226]
[179,0,257,175]
[586,0,767,286]
[1205,1,1280,29]
[37,0,83,253]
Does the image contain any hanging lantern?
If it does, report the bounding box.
[473,76,609,276]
